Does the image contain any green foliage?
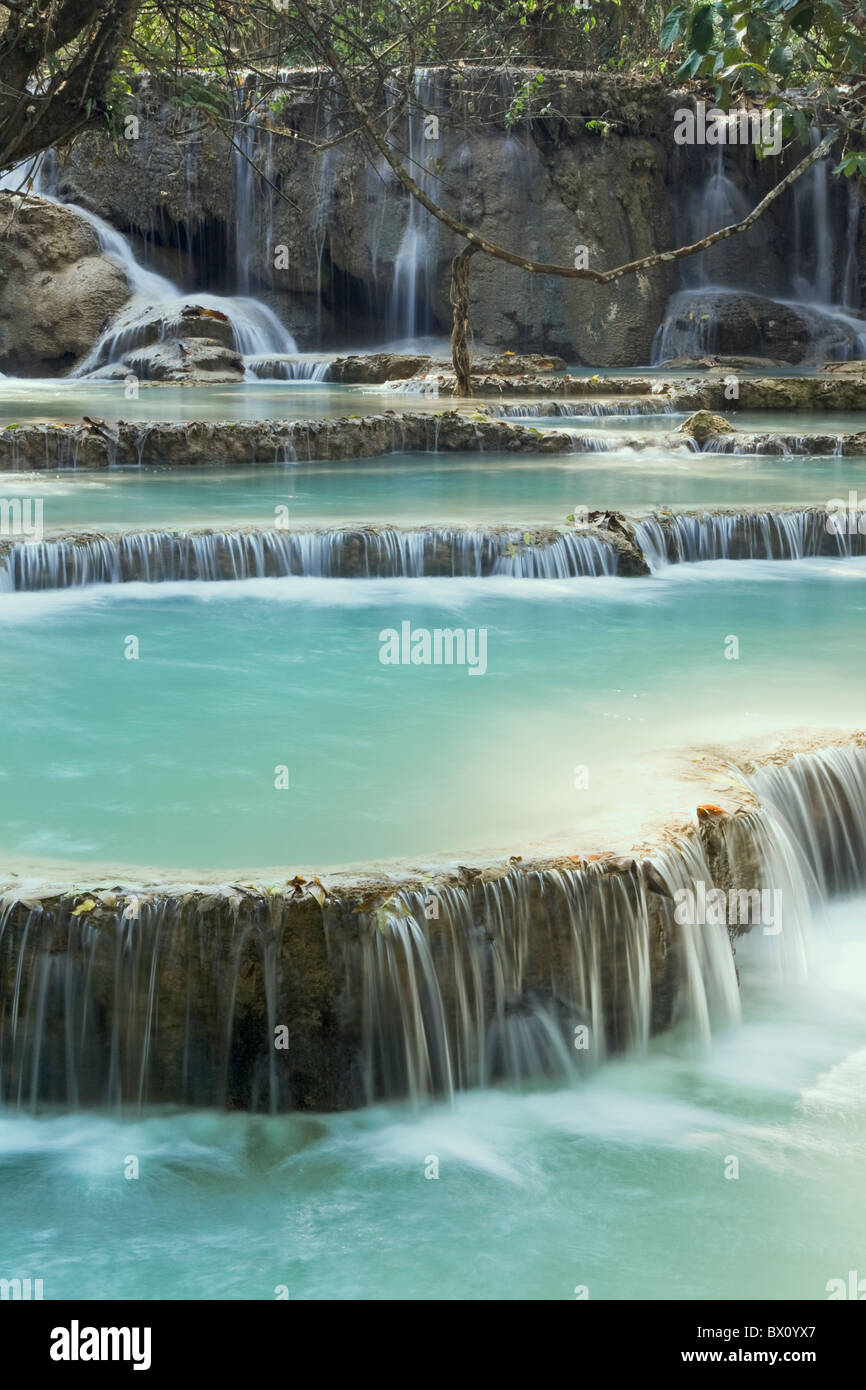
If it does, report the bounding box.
[660,0,866,171]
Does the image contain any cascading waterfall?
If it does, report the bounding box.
[66,199,298,374]
[0,527,620,588]
[4,511,860,590]
[482,399,675,418]
[6,156,298,374]
[2,744,863,1111]
[633,509,862,569]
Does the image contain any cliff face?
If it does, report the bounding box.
[40,69,836,362]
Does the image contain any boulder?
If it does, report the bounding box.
[0,193,131,375]
[117,303,238,351]
[678,410,735,446]
[122,338,245,382]
[327,352,432,383]
[656,290,865,365]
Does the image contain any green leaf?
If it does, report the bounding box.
[676,49,705,80]
[768,44,794,77]
[833,152,866,178]
[746,14,772,53]
[661,4,687,50]
[690,4,715,55]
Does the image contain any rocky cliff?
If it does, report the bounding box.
[1,69,860,369]
[39,68,842,363]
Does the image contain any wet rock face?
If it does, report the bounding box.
[84,302,245,381]
[124,304,238,351]
[48,71,683,361]
[0,193,132,375]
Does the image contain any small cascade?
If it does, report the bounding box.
[632,509,860,568]
[745,745,866,900]
[0,527,620,589]
[484,399,674,418]
[697,431,844,457]
[491,532,618,578]
[563,434,619,453]
[244,355,332,381]
[4,743,863,1111]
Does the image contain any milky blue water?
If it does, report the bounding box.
[0,380,404,425]
[0,561,863,877]
[0,378,860,440]
[2,450,864,534]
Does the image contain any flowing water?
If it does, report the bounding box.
[0,867,864,1298]
[653,134,866,363]
[1,102,865,1305]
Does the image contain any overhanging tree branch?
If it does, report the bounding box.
[292,0,836,391]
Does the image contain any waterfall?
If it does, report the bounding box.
[65,196,298,373]
[680,145,751,291]
[653,120,865,364]
[745,746,866,899]
[5,158,298,375]
[231,83,275,296]
[793,128,836,306]
[3,512,860,591]
[387,70,443,341]
[632,509,861,569]
[244,355,332,381]
[3,743,863,1111]
[842,178,862,311]
[0,527,620,589]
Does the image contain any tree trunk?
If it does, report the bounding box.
[450,242,480,398]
